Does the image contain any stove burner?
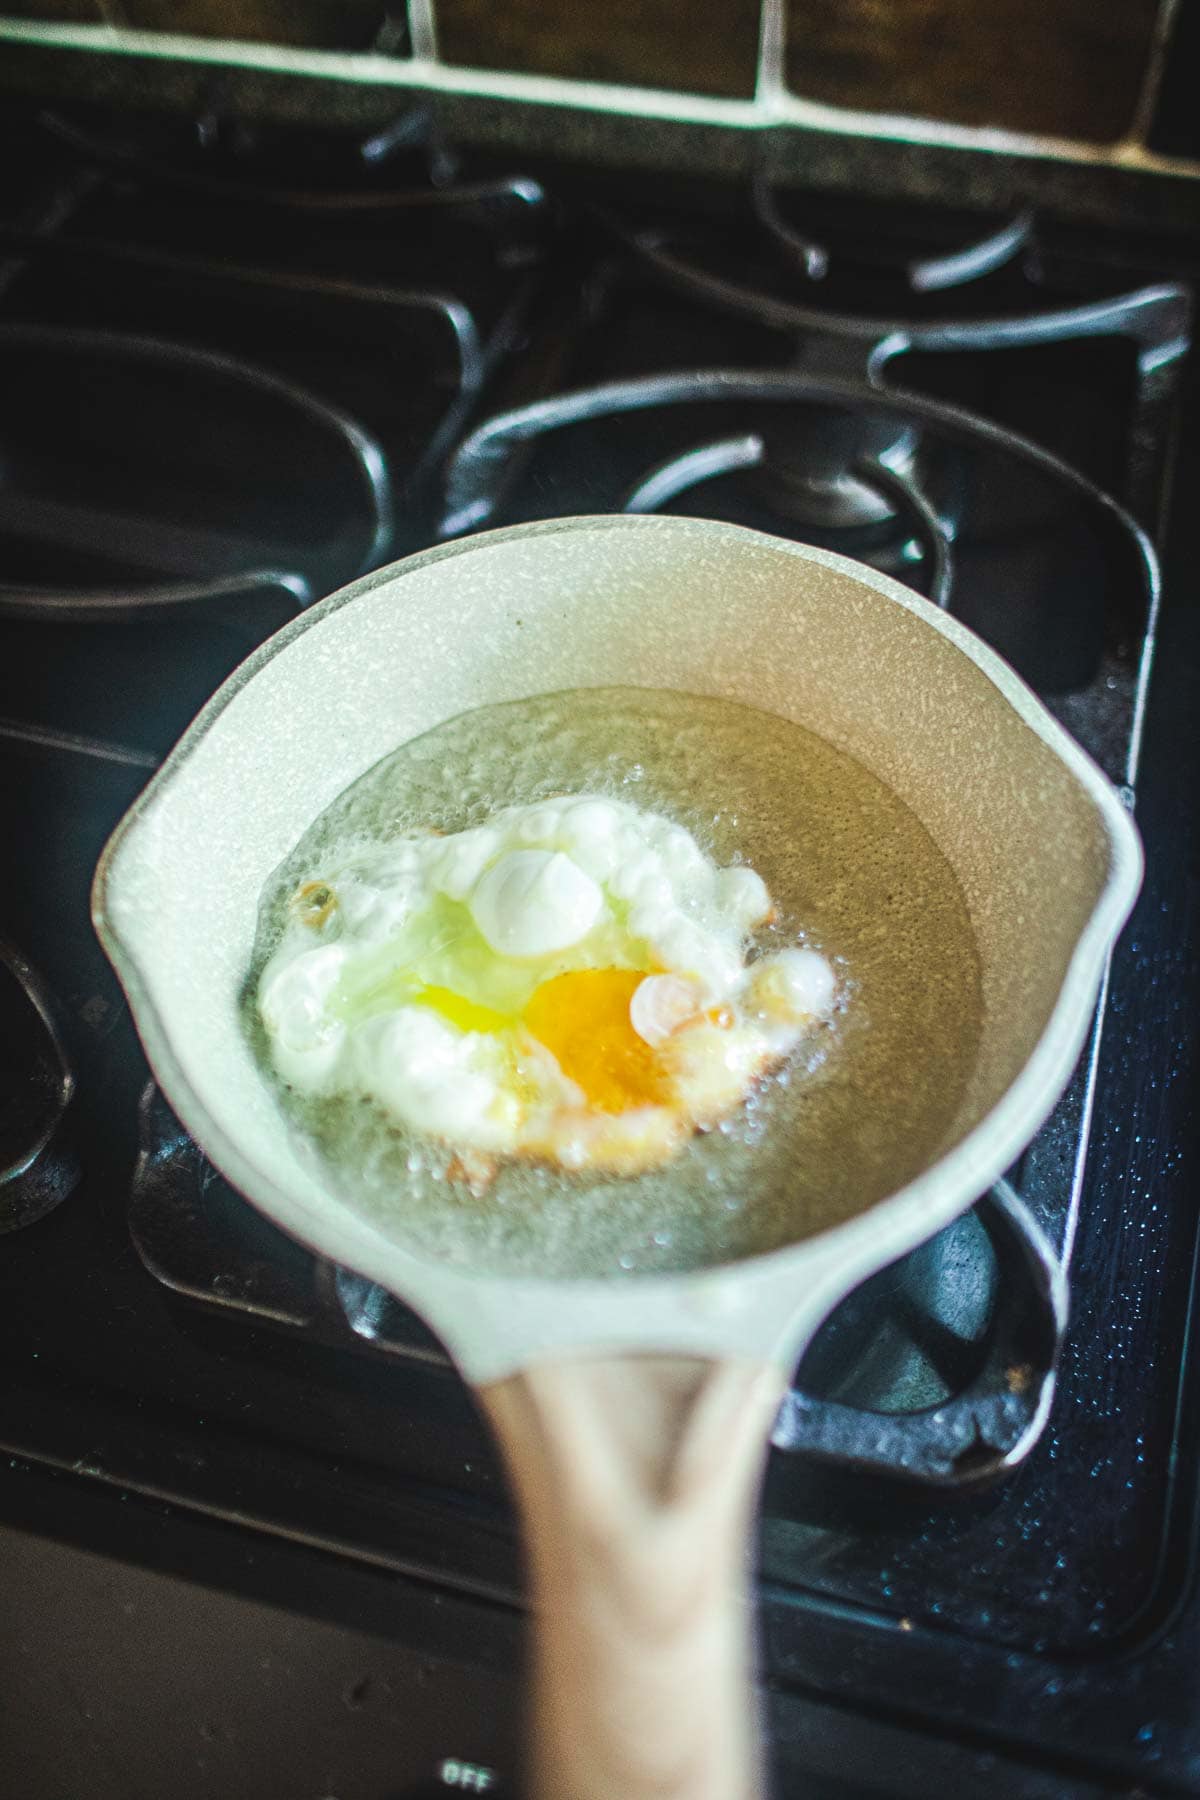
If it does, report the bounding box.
[749,409,919,530]
[442,367,1157,668]
[619,410,924,532]
[0,937,78,1232]
[751,424,919,530]
[750,171,1034,296]
[781,1182,1065,1484]
[1,104,1196,1781]
[442,369,938,537]
[620,429,953,607]
[128,1084,1064,1488]
[0,324,393,619]
[597,204,1190,518]
[39,107,547,228]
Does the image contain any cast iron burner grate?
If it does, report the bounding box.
[122,363,1160,1491]
[583,182,1189,530]
[0,103,549,611]
[127,1084,1065,1489]
[31,124,1170,1493]
[749,170,1034,296]
[37,103,548,242]
[0,935,79,1234]
[0,104,548,753]
[0,108,1197,1752]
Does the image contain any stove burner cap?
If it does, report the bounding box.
[754,412,920,530]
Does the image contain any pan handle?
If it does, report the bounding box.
[479,1354,788,1800]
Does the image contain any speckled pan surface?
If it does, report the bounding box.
[93,516,1142,1382]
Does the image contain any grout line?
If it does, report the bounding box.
[755,0,785,109]
[0,18,768,127]
[1126,0,1182,149]
[0,17,1198,180]
[405,0,437,66]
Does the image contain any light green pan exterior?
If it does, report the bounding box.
[93,517,1142,1382]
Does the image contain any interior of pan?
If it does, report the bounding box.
[93,516,1140,1381]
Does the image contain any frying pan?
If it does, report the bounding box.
[93,516,1141,1800]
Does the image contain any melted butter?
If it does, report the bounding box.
[245,687,983,1279]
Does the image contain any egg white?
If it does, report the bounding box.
[258,795,836,1177]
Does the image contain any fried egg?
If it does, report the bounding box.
[257,795,836,1179]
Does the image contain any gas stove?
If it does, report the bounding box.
[1,99,1198,1799]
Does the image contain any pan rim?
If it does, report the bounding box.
[91,515,1144,1374]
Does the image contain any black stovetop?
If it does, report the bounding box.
[1,100,1198,1799]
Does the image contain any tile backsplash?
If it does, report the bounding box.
[0,0,1189,157]
[1,0,104,19]
[435,0,761,99]
[116,0,407,52]
[783,0,1161,143]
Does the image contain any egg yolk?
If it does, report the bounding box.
[522,968,673,1114]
